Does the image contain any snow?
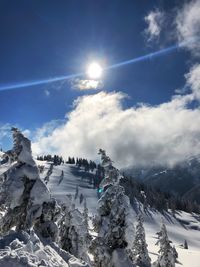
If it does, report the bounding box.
[112,249,134,267]
[46,163,98,214]
[37,161,200,267]
[0,160,11,176]
[0,151,4,159]
[0,157,200,266]
[0,230,89,267]
[30,178,51,206]
[142,209,200,267]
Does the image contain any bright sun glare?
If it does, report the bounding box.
[87,62,103,79]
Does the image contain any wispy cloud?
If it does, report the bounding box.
[44,89,50,97]
[175,0,200,57]
[0,123,12,140]
[144,9,165,42]
[71,78,103,91]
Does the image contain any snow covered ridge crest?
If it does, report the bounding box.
[0,230,88,267]
[0,128,90,267]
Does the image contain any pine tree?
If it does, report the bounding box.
[184,240,188,249]
[172,246,178,263]
[59,195,91,263]
[83,197,89,229]
[75,185,79,199]
[129,214,151,267]
[90,149,134,267]
[0,128,60,242]
[156,223,176,267]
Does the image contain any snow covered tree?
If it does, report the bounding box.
[34,198,61,242]
[83,197,89,229]
[59,195,91,263]
[155,223,176,267]
[90,149,135,267]
[129,214,151,267]
[75,185,79,199]
[172,246,178,263]
[0,128,60,242]
[98,148,121,188]
[184,239,188,249]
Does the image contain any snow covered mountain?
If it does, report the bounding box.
[36,160,200,267]
[124,156,200,204]
[0,130,200,267]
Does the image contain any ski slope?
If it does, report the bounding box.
[40,162,200,267]
[0,159,200,266]
[38,161,98,214]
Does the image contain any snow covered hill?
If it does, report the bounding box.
[37,161,200,267]
[0,151,200,267]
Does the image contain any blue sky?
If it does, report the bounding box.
[1,0,200,166]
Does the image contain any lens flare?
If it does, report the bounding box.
[0,40,195,92]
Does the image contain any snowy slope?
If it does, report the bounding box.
[0,158,91,267]
[39,162,98,214]
[40,162,200,267]
[0,151,10,175]
[143,210,200,266]
[0,151,4,159]
[1,159,200,267]
[124,155,200,203]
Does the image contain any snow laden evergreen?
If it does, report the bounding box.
[155,222,177,267]
[129,214,151,267]
[184,240,188,249]
[59,194,91,263]
[0,128,90,267]
[90,149,135,267]
[0,128,59,241]
[0,128,55,239]
[83,197,89,230]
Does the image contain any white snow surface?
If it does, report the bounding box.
[30,178,51,206]
[35,161,200,267]
[0,231,89,267]
[0,151,4,159]
[142,209,200,266]
[42,162,200,267]
[46,163,98,214]
[0,160,200,266]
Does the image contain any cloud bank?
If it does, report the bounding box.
[176,0,200,57]
[33,83,200,168]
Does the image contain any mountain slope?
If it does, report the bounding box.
[38,161,200,267]
[124,156,200,203]
[1,158,200,266]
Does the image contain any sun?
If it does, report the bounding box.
[87,62,103,79]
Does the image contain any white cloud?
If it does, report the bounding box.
[176,0,200,56]
[144,9,165,42]
[34,120,65,141]
[32,85,200,168]
[45,89,50,97]
[72,78,103,91]
[22,129,31,138]
[185,64,200,100]
[0,123,11,140]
